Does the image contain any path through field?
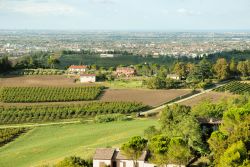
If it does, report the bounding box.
[141,81,230,116]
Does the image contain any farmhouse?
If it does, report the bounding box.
[93,148,155,167]
[116,67,135,77]
[93,148,185,167]
[68,65,88,74]
[80,74,96,83]
[167,74,180,80]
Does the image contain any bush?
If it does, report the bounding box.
[55,156,92,167]
[94,114,129,123]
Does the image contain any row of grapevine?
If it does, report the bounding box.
[8,69,65,75]
[0,86,104,103]
[214,81,250,95]
[0,128,28,147]
[0,102,148,124]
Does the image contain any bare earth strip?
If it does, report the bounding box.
[100,89,191,107]
[0,75,95,87]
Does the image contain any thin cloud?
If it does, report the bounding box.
[0,0,84,16]
[177,8,201,16]
[89,0,116,5]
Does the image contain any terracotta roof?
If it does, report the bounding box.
[115,150,148,161]
[80,74,96,76]
[93,148,116,160]
[69,65,87,69]
[116,67,135,71]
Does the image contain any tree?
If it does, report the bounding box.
[229,58,237,75]
[208,131,228,164]
[197,58,212,81]
[144,126,159,139]
[213,58,230,80]
[47,56,60,69]
[173,62,187,79]
[208,101,250,166]
[160,104,203,152]
[167,138,192,165]
[0,56,12,73]
[218,141,248,167]
[146,77,166,89]
[148,135,170,165]
[237,61,249,77]
[121,136,148,167]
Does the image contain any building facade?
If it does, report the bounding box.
[116,67,135,77]
[80,74,96,83]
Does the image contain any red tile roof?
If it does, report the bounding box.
[69,65,87,69]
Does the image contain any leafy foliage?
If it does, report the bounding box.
[208,99,250,166]
[94,114,129,123]
[218,141,248,167]
[160,104,203,152]
[121,136,148,167]
[191,99,227,119]
[55,156,92,167]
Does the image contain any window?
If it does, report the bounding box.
[123,162,126,167]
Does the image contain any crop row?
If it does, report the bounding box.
[0,102,148,124]
[214,81,250,95]
[0,86,104,103]
[0,128,28,147]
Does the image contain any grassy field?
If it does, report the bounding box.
[0,119,157,167]
[98,80,145,89]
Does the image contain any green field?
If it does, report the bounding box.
[0,119,157,167]
[100,80,145,89]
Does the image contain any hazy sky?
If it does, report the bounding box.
[0,0,250,30]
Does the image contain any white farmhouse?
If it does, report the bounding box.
[93,148,186,167]
[93,148,155,167]
[80,74,96,83]
[167,74,180,80]
[68,65,88,74]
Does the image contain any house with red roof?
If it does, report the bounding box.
[68,65,88,74]
[116,67,135,77]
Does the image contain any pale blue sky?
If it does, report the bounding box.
[0,0,250,30]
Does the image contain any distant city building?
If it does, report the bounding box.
[116,67,135,77]
[167,74,180,80]
[80,74,96,83]
[100,53,114,58]
[68,65,88,74]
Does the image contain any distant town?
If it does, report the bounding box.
[1,30,250,58]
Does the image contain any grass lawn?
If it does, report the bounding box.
[0,119,157,167]
[99,80,145,89]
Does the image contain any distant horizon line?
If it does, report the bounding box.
[1,29,250,33]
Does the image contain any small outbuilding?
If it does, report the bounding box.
[167,74,180,80]
[80,74,96,83]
